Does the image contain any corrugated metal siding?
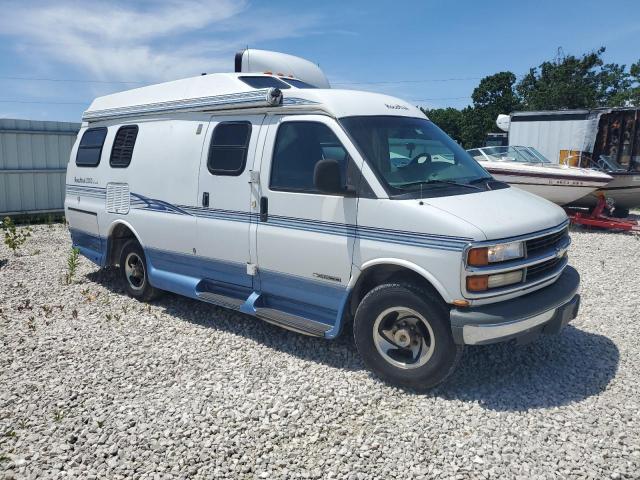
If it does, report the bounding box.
[0,118,80,215]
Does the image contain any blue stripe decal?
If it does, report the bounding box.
[64,186,472,251]
[131,194,191,216]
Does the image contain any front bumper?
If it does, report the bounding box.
[450,266,580,345]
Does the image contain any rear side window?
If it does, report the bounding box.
[208,122,252,176]
[239,76,290,89]
[76,127,107,167]
[270,121,354,193]
[281,78,316,89]
[110,125,138,168]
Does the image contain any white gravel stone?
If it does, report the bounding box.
[1,223,639,479]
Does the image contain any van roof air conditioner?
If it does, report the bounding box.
[235,49,330,89]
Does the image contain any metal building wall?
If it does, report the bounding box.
[0,118,80,216]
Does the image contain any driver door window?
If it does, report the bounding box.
[270,121,357,193]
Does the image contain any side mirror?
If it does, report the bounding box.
[313,159,343,194]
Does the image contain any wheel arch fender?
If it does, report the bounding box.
[105,219,144,266]
[326,258,454,338]
[348,258,453,303]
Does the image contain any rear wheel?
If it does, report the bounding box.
[353,283,462,391]
[119,240,161,302]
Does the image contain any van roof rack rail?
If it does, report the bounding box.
[82,87,285,123]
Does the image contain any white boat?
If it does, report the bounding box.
[467,146,612,206]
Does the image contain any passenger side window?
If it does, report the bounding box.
[270,121,355,193]
[76,127,107,167]
[208,122,252,176]
[110,125,138,168]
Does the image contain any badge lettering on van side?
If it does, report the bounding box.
[385,103,409,111]
[313,273,342,283]
[74,177,99,185]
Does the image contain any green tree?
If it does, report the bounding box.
[458,107,485,149]
[596,62,634,106]
[466,71,521,148]
[627,60,640,106]
[517,47,617,109]
[472,71,521,114]
[420,107,464,144]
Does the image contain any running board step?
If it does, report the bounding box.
[196,291,245,310]
[195,280,333,337]
[255,307,332,337]
[195,279,251,310]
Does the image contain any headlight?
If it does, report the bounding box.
[467,241,524,266]
[466,269,524,292]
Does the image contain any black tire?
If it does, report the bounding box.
[119,239,162,302]
[353,283,462,391]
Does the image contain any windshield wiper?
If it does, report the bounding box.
[398,179,482,191]
[468,176,493,185]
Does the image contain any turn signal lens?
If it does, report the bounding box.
[467,247,488,266]
[487,270,524,288]
[452,299,470,307]
[466,275,489,292]
[466,270,525,293]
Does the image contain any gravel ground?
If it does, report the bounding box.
[1,223,639,479]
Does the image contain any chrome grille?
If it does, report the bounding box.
[526,227,569,257]
[526,255,566,282]
[463,220,571,299]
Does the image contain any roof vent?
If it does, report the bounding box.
[235,49,330,88]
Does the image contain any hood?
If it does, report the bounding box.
[422,187,567,241]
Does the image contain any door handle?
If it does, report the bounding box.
[260,196,268,222]
[202,192,209,207]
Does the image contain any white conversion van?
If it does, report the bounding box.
[65,54,580,390]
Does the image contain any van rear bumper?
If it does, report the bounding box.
[450,266,580,345]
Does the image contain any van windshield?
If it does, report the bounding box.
[340,116,495,198]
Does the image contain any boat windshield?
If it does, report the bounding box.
[468,146,551,164]
[340,116,494,198]
[523,147,552,163]
[597,155,626,172]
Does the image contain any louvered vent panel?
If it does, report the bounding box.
[110,125,138,167]
[106,183,130,214]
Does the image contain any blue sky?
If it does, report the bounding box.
[1,0,639,122]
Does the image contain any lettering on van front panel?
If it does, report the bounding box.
[74,177,99,185]
[385,103,409,111]
[313,273,342,283]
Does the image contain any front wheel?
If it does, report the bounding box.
[119,240,162,302]
[353,284,462,391]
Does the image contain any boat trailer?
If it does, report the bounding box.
[565,195,640,232]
